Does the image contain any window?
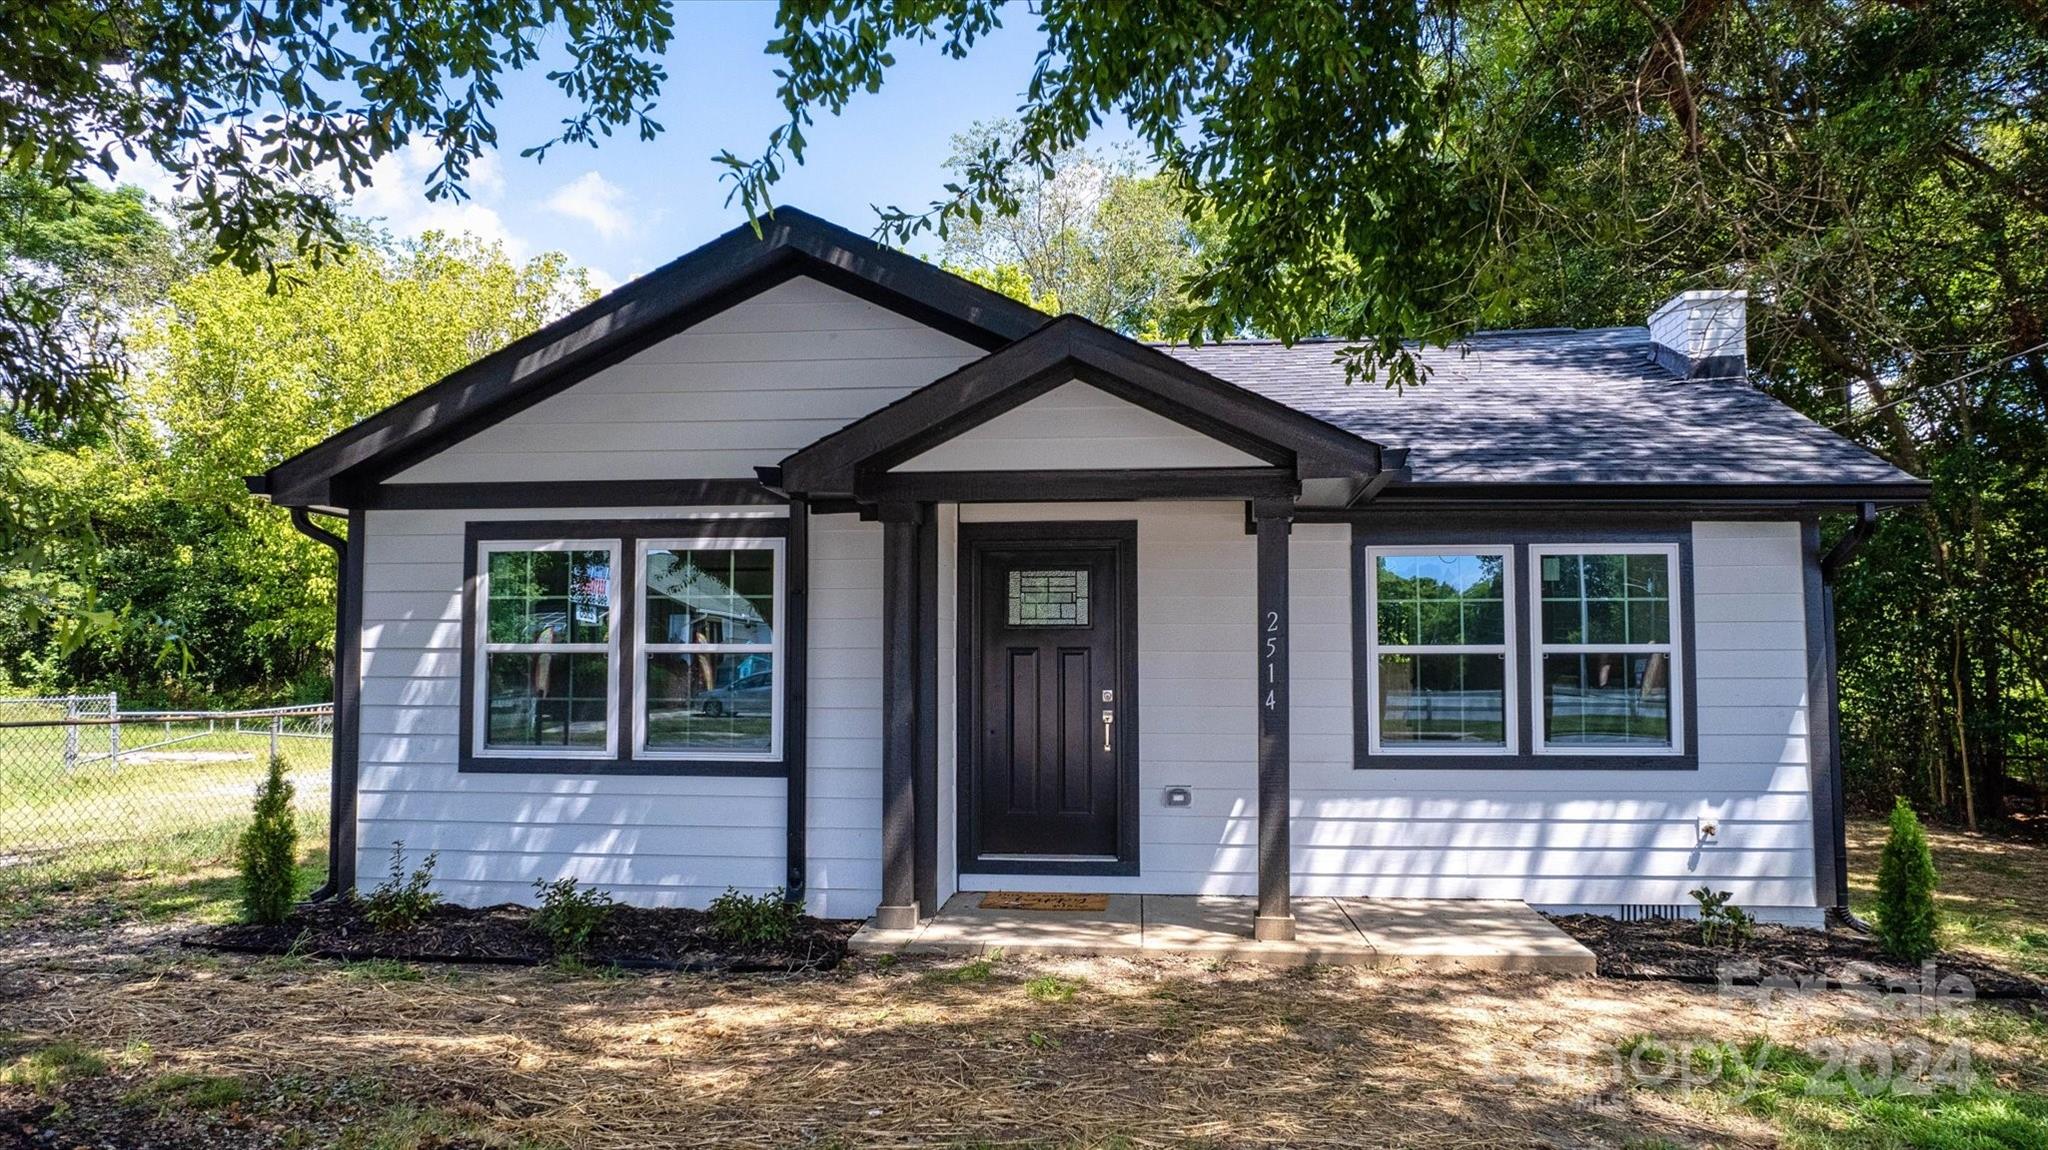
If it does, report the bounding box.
[474,541,620,758]
[1008,568,1090,627]
[1364,548,1513,752]
[463,518,794,775]
[635,539,785,761]
[1530,545,1683,753]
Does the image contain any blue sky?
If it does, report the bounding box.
[331,2,1128,290]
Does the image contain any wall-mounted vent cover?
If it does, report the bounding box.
[1619,904,1690,922]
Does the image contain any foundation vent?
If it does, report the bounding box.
[1618,904,1692,923]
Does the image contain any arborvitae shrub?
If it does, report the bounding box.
[1875,796,1940,961]
[237,756,299,924]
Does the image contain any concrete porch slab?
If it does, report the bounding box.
[847,894,1595,973]
[1339,898,1597,974]
[1140,896,1373,966]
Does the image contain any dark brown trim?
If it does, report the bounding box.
[1350,519,1702,772]
[784,500,810,900]
[780,315,1385,497]
[256,207,1048,508]
[1801,519,1845,912]
[456,515,795,777]
[290,508,363,897]
[1253,500,1294,940]
[877,504,923,927]
[1307,481,1932,517]
[358,479,784,511]
[858,467,1299,505]
[954,520,1142,878]
[914,507,940,914]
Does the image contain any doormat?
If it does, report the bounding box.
[978,892,1110,912]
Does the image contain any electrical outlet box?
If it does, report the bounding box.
[1163,786,1193,808]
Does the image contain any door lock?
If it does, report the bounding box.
[1102,709,1115,752]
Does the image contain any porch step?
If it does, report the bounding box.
[847,894,1595,973]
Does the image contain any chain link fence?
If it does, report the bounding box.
[0,695,331,896]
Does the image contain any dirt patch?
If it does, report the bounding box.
[190,900,857,973]
[1551,913,2047,998]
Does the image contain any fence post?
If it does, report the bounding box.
[270,713,282,763]
[108,690,121,770]
[62,696,79,773]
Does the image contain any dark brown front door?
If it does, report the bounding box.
[962,524,1136,873]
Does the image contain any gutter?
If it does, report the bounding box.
[289,507,353,902]
[1819,501,1879,932]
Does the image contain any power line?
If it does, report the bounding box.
[1827,337,2048,430]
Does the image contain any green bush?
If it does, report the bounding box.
[707,887,801,945]
[359,842,441,933]
[235,756,299,924]
[1875,796,1940,960]
[531,877,615,956]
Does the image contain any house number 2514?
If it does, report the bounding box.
[1263,610,1282,711]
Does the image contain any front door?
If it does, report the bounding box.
[961,523,1136,874]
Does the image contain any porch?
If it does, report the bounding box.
[849,894,1597,972]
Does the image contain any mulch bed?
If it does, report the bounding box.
[189,900,858,973]
[1550,913,2046,999]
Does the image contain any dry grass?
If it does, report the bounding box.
[4,944,2043,1149]
[1846,815,2048,977]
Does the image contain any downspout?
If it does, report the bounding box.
[290,507,354,902]
[1820,502,1879,931]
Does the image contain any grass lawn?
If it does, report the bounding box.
[0,722,330,928]
[0,816,2042,1148]
[1847,816,2048,979]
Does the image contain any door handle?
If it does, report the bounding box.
[1102,709,1114,752]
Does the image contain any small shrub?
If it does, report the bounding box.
[1875,796,1940,960]
[359,842,441,932]
[531,877,615,957]
[707,887,801,945]
[1689,887,1754,950]
[236,756,299,924]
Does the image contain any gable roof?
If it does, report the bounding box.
[775,315,1390,501]
[250,207,1050,509]
[1167,327,1928,503]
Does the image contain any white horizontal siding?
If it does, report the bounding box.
[953,510,1820,914]
[355,502,872,918]
[386,277,981,484]
[894,381,1265,471]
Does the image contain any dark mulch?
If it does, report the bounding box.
[190,900,857,973]
[1550,913,2046,999]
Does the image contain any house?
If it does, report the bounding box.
[249,208,1927,940]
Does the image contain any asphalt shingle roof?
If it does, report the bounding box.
[1161,326,1918,487]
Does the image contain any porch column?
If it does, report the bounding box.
[1252,497,1295,941]
[876,502,923,930]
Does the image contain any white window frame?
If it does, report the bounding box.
[1363,545,1518,756]
[632,536,787,763]
[1527,542,1685,756]
[472,537,622,761]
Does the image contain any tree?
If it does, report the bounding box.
[2,0,672,426]
[936,123,1198,337]
[730,1,1467,383]
[0,229,593,702]
[1874,797,1940,961]
[237,755,300,925]
[1,174,183,448]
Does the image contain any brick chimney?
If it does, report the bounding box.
[1648,289,1747,381]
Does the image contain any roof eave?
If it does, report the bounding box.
[255,208,1051,509]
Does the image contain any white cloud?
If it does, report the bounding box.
[543,171,634,241]
[351,148,527,258]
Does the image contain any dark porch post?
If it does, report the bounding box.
[876,502,923,930]
[1252,497,1295,941]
